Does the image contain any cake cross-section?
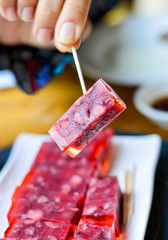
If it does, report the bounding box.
[49,78,126,157]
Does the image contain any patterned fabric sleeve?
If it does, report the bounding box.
[7,44,72,94]
[0,0,120,94]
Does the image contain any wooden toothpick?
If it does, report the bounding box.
[123,169,135,226]
[72,46,86,94]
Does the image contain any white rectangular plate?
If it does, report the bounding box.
[0,133,161,239]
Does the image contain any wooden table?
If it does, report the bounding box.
[0,65,167,149]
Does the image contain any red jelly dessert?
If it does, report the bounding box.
[82,199,120,235]
[8,174,89,224]
[86,177,120,201]
[82,199,117,222]
[12,171,89,200]
[5,218,73,240]
[87,129,114,177]
[49,78,126,157]
[73,219,115,240]
[30,129,113,178]
[89,128,113,150]
[31,155,97,179]
[82,177,122,236]
[8,197,81,224]
[3,128,122,239]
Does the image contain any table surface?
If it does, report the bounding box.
[0,65,167,149]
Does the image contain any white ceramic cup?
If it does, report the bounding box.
[133,84,168,130]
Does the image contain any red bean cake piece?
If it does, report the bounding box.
[32,139,95,166]
[8,173,90,224]
[8,197,81,225]
[88,128,113,152]
[31,156,97,179]
[49,78,126,157]
[0,239,20,240]
[12,171,89,202]
[81,177,122,236]
[34,141,62,160]
[87,129,113,177]
[73,219,115,240]
[30,129,113,178]
[10,169,89,225]
[11,176,87,210]
[86,177,120,201]
[5,218,74,240]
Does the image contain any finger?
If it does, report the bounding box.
[0,15,55,48]
[17,0,38,22]
[55,20,91,52]
[21,21,55,48]
[55,39,81,53]
[33,0,64,43]
[0,0,17,21]
[54,20,91,52]
[55,0,91,49]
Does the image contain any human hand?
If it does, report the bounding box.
[0,0,92,52]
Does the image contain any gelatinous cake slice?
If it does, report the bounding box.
[82,199,117,223]
[31,156,97,179]
[5,218,74,240]
[0,238,20,240]
[86,177,120,201]
[31,129,113,177]
[73,219,115,240]
[13,170,90,196]
[8,197,81,224]
[49,78,126,157]
[8,174,89,224]
[82,176,122,236]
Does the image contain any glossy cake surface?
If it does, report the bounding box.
[49,79,126,157]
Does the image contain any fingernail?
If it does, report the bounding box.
[6,7,17,21]
[57,22,77,44]
[21,7,35,22]
[37,29,53,43]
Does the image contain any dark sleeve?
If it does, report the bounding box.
[0,0,120,94]
[5,44,72,94]
[0,44,11,70]
[89,0,120,22]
